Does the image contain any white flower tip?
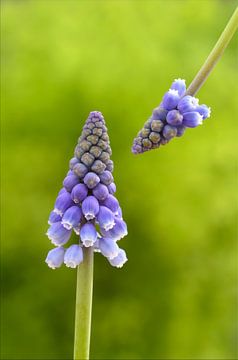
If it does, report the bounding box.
[168,89,179,96]
[83,240,95,247]
[174,78,186,84]
[53,208,63,216]
[61,221,72,230]
[65,261,77,268]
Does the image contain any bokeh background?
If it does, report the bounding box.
[1,0,238,359]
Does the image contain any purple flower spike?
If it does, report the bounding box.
[99,238,119,260]
[46,110,128,269]
[62,206,82,230]
[97,206,115,231]
[54,192,74,216]
[102,194,119,214]
[166,110,183,126]
[71,183,88,203]
[64,245,83,268]
[83,172,100,189]
[182,112,203,128]
[45,247,65,269]
[196,104,211,119]
[48,211,62,225]
[177,95,199,114]
[82,196,99,220]
[131,79,210,154]
[162,89,180,110]
[80,223,97,247]
[170,78,186,96]
[63,174,79,192]
[108,248,128,268]
[108,182,116,194]
[46,222,72,246]
[92,183,109,201]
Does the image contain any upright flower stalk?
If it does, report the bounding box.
[45,111,128,359]
[132,7,238,154]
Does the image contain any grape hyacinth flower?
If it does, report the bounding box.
[45,111,128,269]
[132,78,211,154]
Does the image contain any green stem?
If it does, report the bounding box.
[74,247,94,360]
[186,6,238,96]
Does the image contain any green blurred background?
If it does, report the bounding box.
[1,1,238,359]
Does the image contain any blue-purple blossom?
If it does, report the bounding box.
[83,172,100,189]
[62,206,82,230]
[182,112,203,128]
[92,183,109,201]
[64,245,83,268]
[54,192,74,216]
[82,196,100,220]
[47,222,72,246]
[97,206,115,231]
[102,194,119,214]
[108,182,116,194]
[98,238,119,260]
[162,89,180,110]
[48,211,62,225]
[108,249,128,268]
[46,111,128,269]
[80,223,97,247]
[132,79,211,154]
[101,217,128,241]
[63,174,79,192]
[45,247,65,269]
[71,183,88,203]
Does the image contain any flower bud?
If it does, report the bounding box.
[99,238,119,260]
[170,78,186,96]
[45,247,65,269]
[176,125,186,137]
[71,183,88,203]
[83,172,100,189]
[92,183,109,201]
[182,112,203,128]
[63,174,79,192]
[48,211,61,225]
[151,107,168,121]
[97,206,115,231]
[82,196,99,220]
[99,170,114,185]
[102,217,127,241]
[177,95,199,114]
[108,182,116,194]
[162,89,180,110]
[166,109,183,126]
[73,163,88,178]
[54,192,74,216]
[108,248,128,268]
[196,104,211,119]
[101,194,119,214]
[80,223,97,247]
[46,222,72,246]
[162,124,177,140]
[64,245,83,268]
[62,206,82,230]
[69,157,79,169]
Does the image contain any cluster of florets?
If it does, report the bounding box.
[132,79,211,154]
[45,111,128,270]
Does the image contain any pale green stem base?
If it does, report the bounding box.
[186,6,238,96]
[74,247,94,360]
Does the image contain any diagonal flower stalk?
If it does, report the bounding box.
[186,6,238,96]
[131,6,238,154]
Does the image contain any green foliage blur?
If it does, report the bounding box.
[1,1,238,359]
